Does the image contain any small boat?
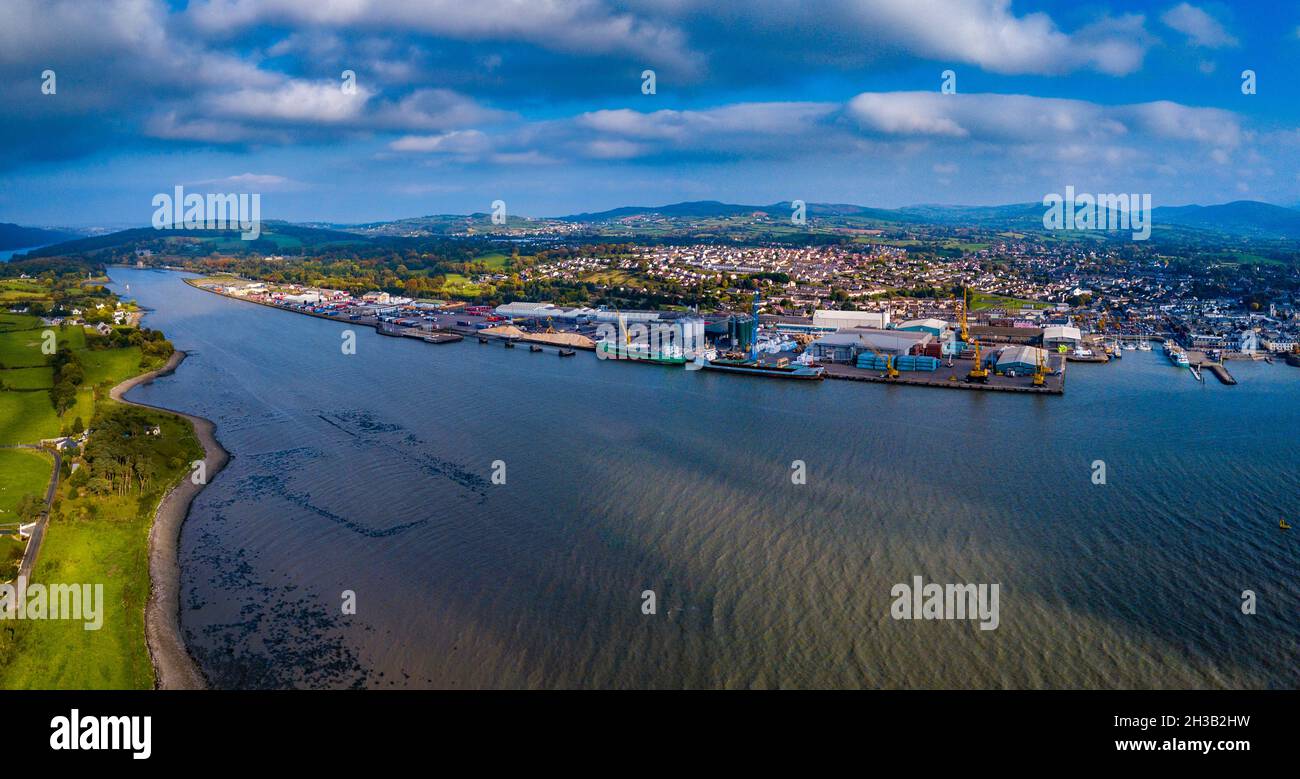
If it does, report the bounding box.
[504,340,515,349]
[1137,340,1152,351]
[558,348,576,357]
[477,336,487,344]
[529,344,543,352]
[1282,519,1292,531]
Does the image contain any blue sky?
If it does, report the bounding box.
[2,0,1298,225]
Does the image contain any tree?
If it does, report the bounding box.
[15,494,43,523]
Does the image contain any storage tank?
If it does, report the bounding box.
[729,314,757,352]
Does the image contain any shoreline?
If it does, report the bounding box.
[109,349,228,690]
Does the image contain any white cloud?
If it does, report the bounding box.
[389,130,490,154]
[844,92,1240,149]
[372,89,514,132]
[187,0,700,73]
[208,80,372,124]
[1160,3,1239,48]
[657,0,1151,76]
[846,94,969,137]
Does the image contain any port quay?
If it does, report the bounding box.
[182,275,1258,396]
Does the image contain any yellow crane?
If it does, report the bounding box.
[1032,346,1048,387]
[959,287,989,383]
[857,335,900,379]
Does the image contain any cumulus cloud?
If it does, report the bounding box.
[186,0,700,74]
[645,0,1151,76]
[389,130,491,154]
[208,81,373,124]
[1161,3,1239,48]
[843,92,1240,149]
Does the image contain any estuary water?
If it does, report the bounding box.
[108,268,1299,689]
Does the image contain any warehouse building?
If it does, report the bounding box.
[495,301,557,318]
[808,328,932,362]
[895,318,948,337]
[1041,325,1082,350]
[812,309,891,330]
[995,345,1049,375]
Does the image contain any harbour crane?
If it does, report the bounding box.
[1032,346,1048,387]
[857,335,900,379]
[959,287,989,383]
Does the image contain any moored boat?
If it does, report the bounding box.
[700,355,825,379]
[595,339,688,365]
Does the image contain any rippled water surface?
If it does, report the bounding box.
[109,268,1299,689]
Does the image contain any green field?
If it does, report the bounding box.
[0,448,51,580]
[0,280,52,306]
[0,391,66,444]
[440,273,483,297]
[0,366,53,389]
[0,321,145,445]
[580,270,635,286]
[0,410,200,689]
[0,448,51,519]
[0,313,41,331]
[472,252,509,270]
[0,326,48,367]
[79,346,143,386]
[969,292,1052,311]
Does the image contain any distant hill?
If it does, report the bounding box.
[20,199,1300,257]
[0,222,81,251]
[26,220,370,257]
[1151,201,1300,239]
[559,199,1300,239]
[558,200,923,223]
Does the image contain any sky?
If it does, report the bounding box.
[1,0,1298,226]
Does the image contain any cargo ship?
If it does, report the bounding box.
[695,291,824,379]
[595,339,689,365]
[698,354,824,380]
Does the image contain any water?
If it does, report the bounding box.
[0,245,49,262]
[107,268,1299,689]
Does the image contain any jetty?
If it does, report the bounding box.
[822,356,1065,395]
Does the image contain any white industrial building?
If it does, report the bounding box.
[494,301,664,323]
[812,309,891,330]
[1041,325,1082,349]
[495,301,557,318]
